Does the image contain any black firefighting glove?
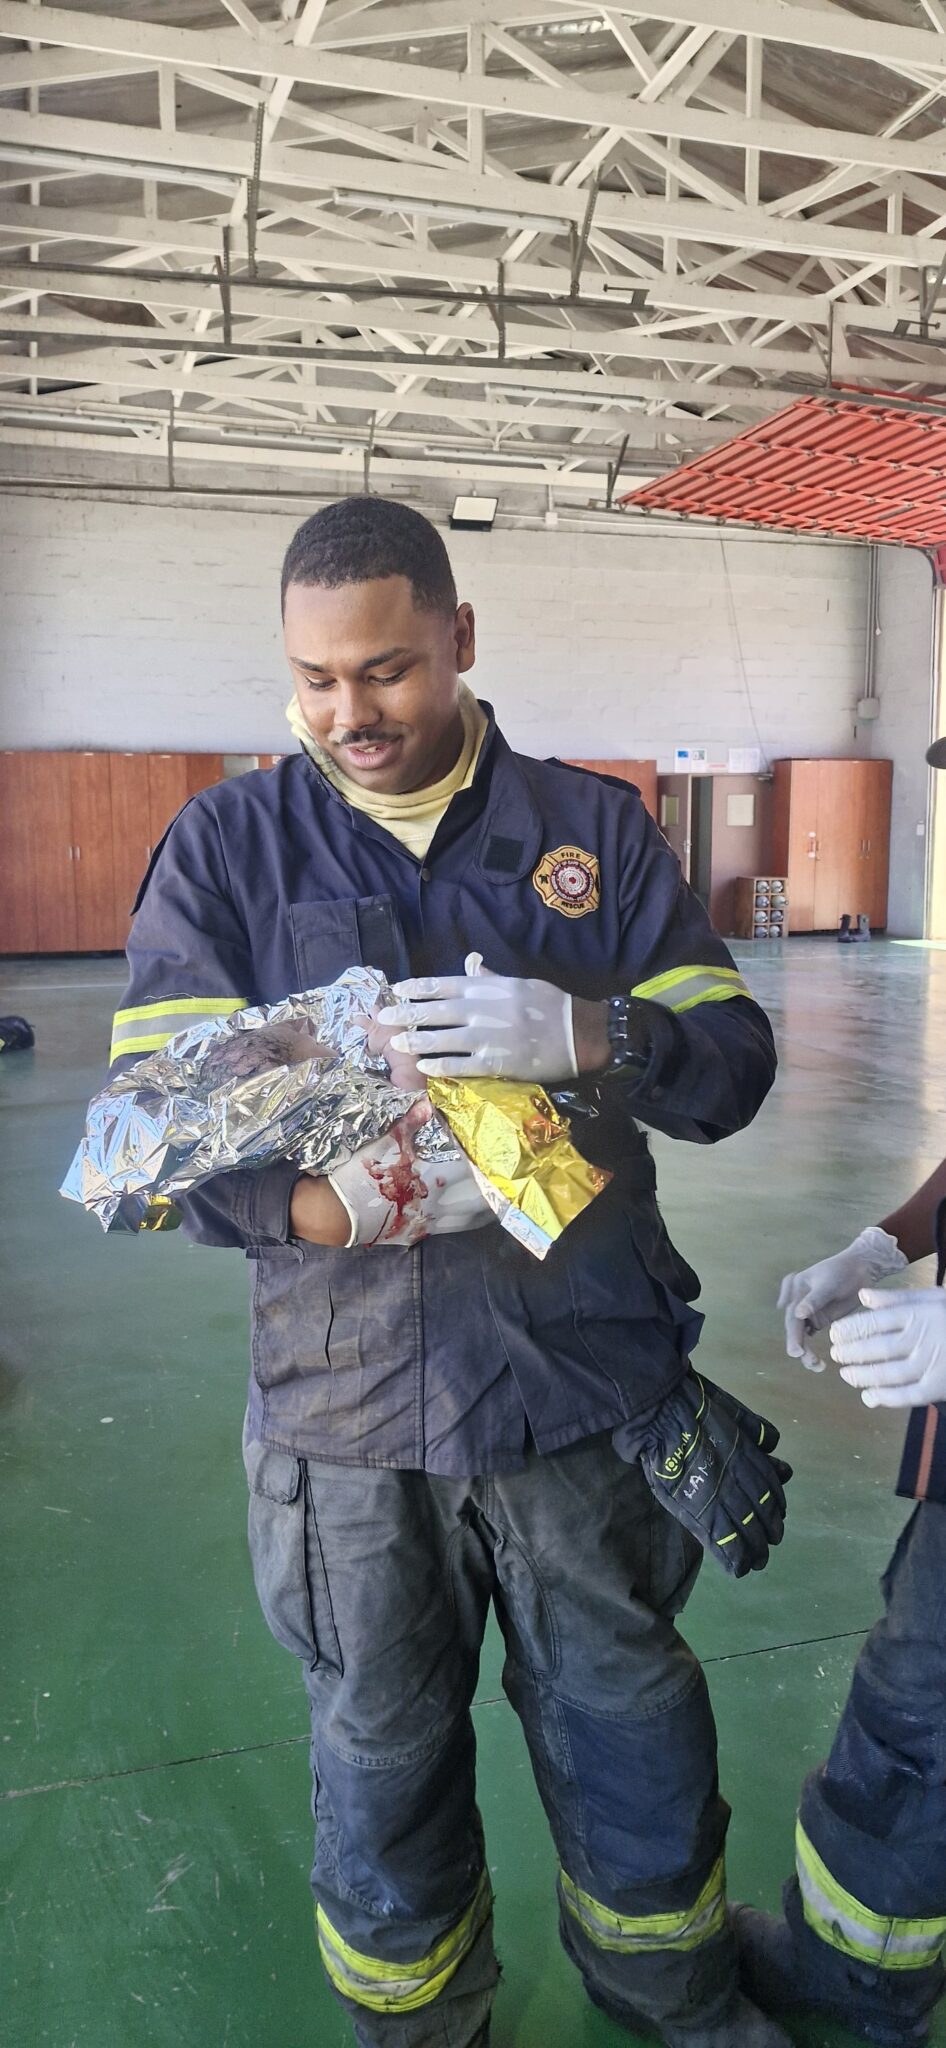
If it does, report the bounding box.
[614,1370,792,1578]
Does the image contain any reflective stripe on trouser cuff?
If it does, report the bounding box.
[631,966,752,1015]
[796,1822,946,1972]
[109,996,247,1062]
[317,1871,493,2015]
[560,1856,726,1955]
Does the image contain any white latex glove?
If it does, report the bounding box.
[378,952,578,1083]
[777,1226,907,1371]
[328,1101,492,1248]
[830,1287,946,1408]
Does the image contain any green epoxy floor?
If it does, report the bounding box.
[2,939,945,2047]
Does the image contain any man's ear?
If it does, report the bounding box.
[454,602,476,674]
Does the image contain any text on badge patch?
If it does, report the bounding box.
[532,846,601,919]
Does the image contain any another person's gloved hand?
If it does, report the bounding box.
[778,1227,907,1371]
[328,1100,492,1248]
[830,1287,946,1407]
[379,953,578,1082]
[614,1371,792,1578]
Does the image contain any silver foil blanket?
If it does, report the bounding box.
[61,968,458,1234]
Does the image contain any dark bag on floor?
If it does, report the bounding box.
[0,1015,35,1053]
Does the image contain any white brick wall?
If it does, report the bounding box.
[0,493,869,767]
[872,548,936,939]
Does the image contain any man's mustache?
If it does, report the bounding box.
[335,728,402,747]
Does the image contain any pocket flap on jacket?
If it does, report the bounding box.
[243,1434,303,1504]
[290,899,361,988]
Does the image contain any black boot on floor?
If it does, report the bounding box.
[838,915,853,943]
[732,1904,941,2048]
[587,1979,792,2048]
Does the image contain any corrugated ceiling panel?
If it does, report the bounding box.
[621,397,946,547]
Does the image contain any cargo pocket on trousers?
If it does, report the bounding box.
[646,1493,701,1620]
[244,1435,343,1674]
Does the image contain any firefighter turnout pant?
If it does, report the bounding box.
[786,1501,946,2040]
[244,1426,736,2048]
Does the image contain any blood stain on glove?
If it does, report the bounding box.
[364,1106,431,1240]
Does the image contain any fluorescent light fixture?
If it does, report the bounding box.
[0,144,236,196]
[333,191,566,235]
[450,494,498,531]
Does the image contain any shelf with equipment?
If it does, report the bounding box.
[732,876,790,941]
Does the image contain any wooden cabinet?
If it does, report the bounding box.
[0,751,39,953]
[109,752,153,951]
[0,749,225,955]
[566,758,658,820]
[147,752,223,848]
[771,758,892,931]
[28,752,78,953]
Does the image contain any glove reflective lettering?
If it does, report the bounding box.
[328,1102,492,1248]
[614,1371,792,1578]
[830,1286,946,1407]
[379,952,578,1083]
[777,1226,907,1371]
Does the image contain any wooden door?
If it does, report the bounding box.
[772,759,819,930]
[812,760,862,931]
[859,759,893,928]
[0,751,39,953]
[657,774,692,878]
[706,775,770,935]
[185,753,224,801]
[147,753,192,848]
[28,752,77,952]
[566,758,658,819]
[70,752,116,951]
[109,753,153,950]
[147,753,224,848]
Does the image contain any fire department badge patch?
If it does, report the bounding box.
[533,845,601,919]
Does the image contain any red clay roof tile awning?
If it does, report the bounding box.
[620,395,946,548]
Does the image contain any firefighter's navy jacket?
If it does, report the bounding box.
[110,705,776,1473]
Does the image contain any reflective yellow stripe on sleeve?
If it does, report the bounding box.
[109,995,247,1062]
[560,1856,726,1955]
[796,1823,946,1972]
[631,965,752,1014]
[316,1871,492,2014]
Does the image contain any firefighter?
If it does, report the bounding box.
[108,497,787,2048]
[736,740,946,2048]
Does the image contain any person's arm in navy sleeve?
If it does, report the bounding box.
[108,795,298,1251]
[600,800,777,1145]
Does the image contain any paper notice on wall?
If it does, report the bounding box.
[727,746,764,774]
[726,792,756,828]
[674,744,727,774]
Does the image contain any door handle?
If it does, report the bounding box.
[74,844,81,862]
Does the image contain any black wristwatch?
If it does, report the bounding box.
[604,995,652,1075]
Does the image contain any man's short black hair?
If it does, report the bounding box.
[281,496,458,619]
